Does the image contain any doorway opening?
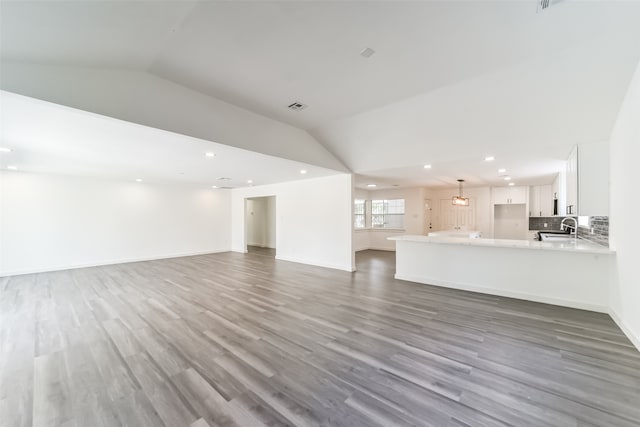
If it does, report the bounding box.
[245,196,276,257]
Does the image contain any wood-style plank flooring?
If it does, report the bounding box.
[1,250,639,427]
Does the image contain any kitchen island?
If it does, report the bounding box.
[388,235,614,312]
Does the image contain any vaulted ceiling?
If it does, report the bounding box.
[0,91,340,188]
[2,0,640,188]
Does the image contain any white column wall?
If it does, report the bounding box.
[609,59,640,350]
[231,174,354,271]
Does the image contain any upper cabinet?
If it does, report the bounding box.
[566,145,578,215]
[494,186,527,205]
[578,142,609,216]
[553,171,566,216]
[563,142,609,216]
[529,184,553,217]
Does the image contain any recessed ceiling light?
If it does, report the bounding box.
[205,152,215,158]
[211,185,218,189]
[0,147,12,153]
[367,184,377,188]
[135,178,142,182]
[247,180,253,184]
[498,168,506,173]
[360,47,375,58]
[423,164,432,169]
[485,156,495,162]
[7,165,18,170]
[300,169,307,174]
[508,182,515,186]
[504,176,512,181]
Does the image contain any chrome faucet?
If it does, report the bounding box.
[560,217,578,240]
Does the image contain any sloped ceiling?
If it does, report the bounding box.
[0,91,340,188]
[2,0,640,187]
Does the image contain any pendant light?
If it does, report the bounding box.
[452,179,469,206]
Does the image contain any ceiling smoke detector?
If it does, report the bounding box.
[287,102,308,111]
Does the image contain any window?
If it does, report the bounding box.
[371,199,405,229]
[354,199,366,229]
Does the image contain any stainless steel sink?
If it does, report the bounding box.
[539,233,574,242]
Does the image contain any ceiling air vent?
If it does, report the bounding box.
[287,102,308,111]
[360,47,375,58]
[537,0,564,12]
[216,177,231,181]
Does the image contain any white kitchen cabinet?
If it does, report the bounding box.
[553,171,566,216]
[494,186,527,205]
[562,142,609,217]
[529,186,539,217]
[578,141,609,216]
[540,185,553,216]
[566,145,578,215]
[529,185,553,217]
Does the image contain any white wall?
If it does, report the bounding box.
[609,60,640,350]
[265,196,276,249]
[246,196,276,248]
[231,174,354,271]
[0,172,231,276]
[493,204,528,240]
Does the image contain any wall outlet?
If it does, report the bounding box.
[590,227,595,234]
[543,223,548,228]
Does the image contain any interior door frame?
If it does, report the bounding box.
[244,195,277,255]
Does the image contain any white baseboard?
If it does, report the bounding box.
[394,273,608,313]
[608,308,640,352]
[275,255,355,272]
[0,249,230,277]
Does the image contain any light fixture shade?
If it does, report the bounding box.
[452,179,469,206]
[452,196,469,206]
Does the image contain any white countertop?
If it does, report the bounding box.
[428,230,481,238]
[388,234,614,255]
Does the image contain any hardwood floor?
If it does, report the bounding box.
[1,250,639,427]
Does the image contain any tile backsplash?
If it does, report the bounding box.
[529,216,567,231]
[528,216,609,247]
[578,216,609,247]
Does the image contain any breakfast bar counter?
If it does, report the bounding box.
[388,235,614,312]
